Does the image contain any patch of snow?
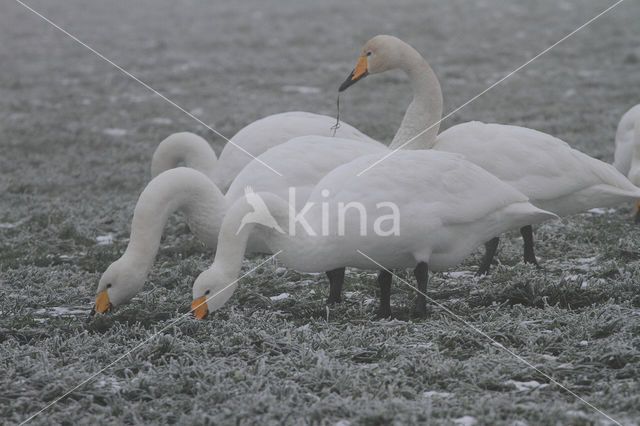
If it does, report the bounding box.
[344,291,360,298]
[586,208,616,215]
[453,416,477,426]
[150,117,173,125]
[334,420,351,426]
[579,340,588,346]
[576,257,596,264]
[363,298,376,306]
[422,391,451,398]
[96,233,114,245]
[506,380,548,391]
[541,354,558,361]
[103,128,127,137]
[445,270,472,278]
[95,377,123,391]
[34,306,88,316]
[270,293,290,301]
[274,267,287,275]
[282,85,321,94]
[581,281,588,289]
[0,218,26,229]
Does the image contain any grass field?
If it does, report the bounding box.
[2,0,640,424]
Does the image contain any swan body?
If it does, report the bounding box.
[339,35,640,269]
[92,137,387,314]
[437,122,640,217]
[151,112,378,192]
[192,149,556,316]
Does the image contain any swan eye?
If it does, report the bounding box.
[205,290,211,295]
[366,51,372,56]
[106,283,112,289]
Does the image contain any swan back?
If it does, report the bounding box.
[295,150,556,271]
[437,122,640,216]
[213,112,379,191]
[225,135,387,209]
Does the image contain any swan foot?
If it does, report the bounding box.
[326,268,345,304]
[377,305,392,319]
[476,237,500,276]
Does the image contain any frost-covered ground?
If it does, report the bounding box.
[2,0,640,424]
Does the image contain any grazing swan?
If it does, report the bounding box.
[339,35,640,274]
[90,138,387,317]
[613,104,640,222]
[150,112,378,192]
[191,150,557,319]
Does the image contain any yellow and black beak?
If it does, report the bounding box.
[191,295,208,319]
[87,289,112,322]
[339,56,369,92]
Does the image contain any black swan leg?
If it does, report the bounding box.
[326,267,345,304]
[521,225,539,267]
[477,237,500,276]
[414,262,429,317]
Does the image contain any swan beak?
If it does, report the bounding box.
[191,295,209,319]
[339,56,369,92]
[93,289,112,314]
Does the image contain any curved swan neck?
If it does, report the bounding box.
[150,133,218,181]
[631,116,640,173]
[123,168,227,272]
[388,43,443,150]
[214,193,290,279]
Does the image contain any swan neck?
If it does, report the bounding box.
[214,194,290,278]
[389,45,443,150]
[632,117,640,171]
[124,169,226,272]
[150,133,218,181]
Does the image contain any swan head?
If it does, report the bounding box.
[88,258,147,319]
[339,35,407,92]
[190,267,237,319]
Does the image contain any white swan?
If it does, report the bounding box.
[90,138,387,316]
[338,35,640,274]
[191,150,557,319]
[613,104,640,222]
[150,112,378,192]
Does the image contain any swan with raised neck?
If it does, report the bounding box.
[339,35,640,272]
[339,35,442,150]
